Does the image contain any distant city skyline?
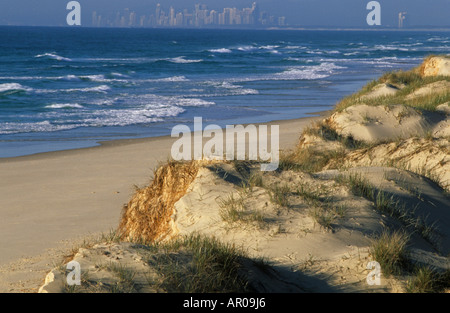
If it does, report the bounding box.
[91,2,287,28]
[0,0,449,28]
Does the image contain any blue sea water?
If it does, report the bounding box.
[0,27,449,157]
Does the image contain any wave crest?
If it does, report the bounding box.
[35,53,72,62]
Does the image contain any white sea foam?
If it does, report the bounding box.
[0,83,32,93]
[78,75,127,83]
[80,74,106,81]
[90,98,118,106]
[35,85,111,94]
[154,76,190,82]
[35,53,72,62]
[45,103,84,109]
[72,85,111,93]
[0,120,74,135]
[306,50,324,55]
[219,82,259,95]
[0,76,44,80]
[260,45,280,50]
[167,57,203,64]
[275,62,345,81]
[275,68,329,80]
[209,48,232,53]
[285,45,305,50]
[111,72,129,78]
[237,45,256,52]
[82,107,183,127]
[0,104,186,134]
[60,75,81,81]
[373,45,411,52]
[175,98,215,107]
[119,93,214,108]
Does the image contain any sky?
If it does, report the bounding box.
[0,0,449,28]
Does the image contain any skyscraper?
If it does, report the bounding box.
[251,2,260,24]
[398,12,407,28]
[170,6,175,26]
[87,2,285,29]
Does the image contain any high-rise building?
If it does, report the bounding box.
[92,11,98,27]
[89,2,285,29]
[129,11,136,27]
[170,6,175,26]
[176,12,183,26]
[140,15,146,27]
[251,2,260,24]
[398,12,407,28]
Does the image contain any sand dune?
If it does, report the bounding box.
[19,56,450,293]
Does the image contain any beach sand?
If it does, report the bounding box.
[0,113,326,292]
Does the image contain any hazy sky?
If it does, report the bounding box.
[0,0,449,27]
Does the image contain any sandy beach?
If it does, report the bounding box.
[31,55,450,294]
[2,54,449,294]
[0,113,326,292]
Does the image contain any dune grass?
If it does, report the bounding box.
[295,184,346,231]
[268,184,291,208]
[278,147,346,173]
[62,229,121,264]
[63,234,262,293]
[370,230,410,276]
[218,194,266,227]
[406,267,450,293]
[335,60,450,112]
[144,234,253,293]
[335,173,438,246]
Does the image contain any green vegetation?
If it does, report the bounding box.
[335,66,450,112]
[106,262,137,293]
[63,234,262,293]
[335,173,438,246]
[278,147,346,173]
[406,267,450,293]
[295,183,346,231]
[218,194,266,227]
[63,229,121,263]
[370,230,409,276]
[144,234,253,293]
[303,122,365,150]
[268,184,291,208]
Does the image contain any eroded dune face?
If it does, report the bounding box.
[420,56,450,77]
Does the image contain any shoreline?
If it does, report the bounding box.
[0,111,328,292]
[0,110,331,162]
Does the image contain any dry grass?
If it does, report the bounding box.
[118,160,200,243]
[370,230,410,276]
[279,147,346,173]
[218,194,266,227]
[268,184,291,208]
[144,234,252,293]
[62,230,121,264]
[406,267,450,293]
[335,173,439,246]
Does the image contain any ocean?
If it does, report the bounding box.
[0,27,448,157]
